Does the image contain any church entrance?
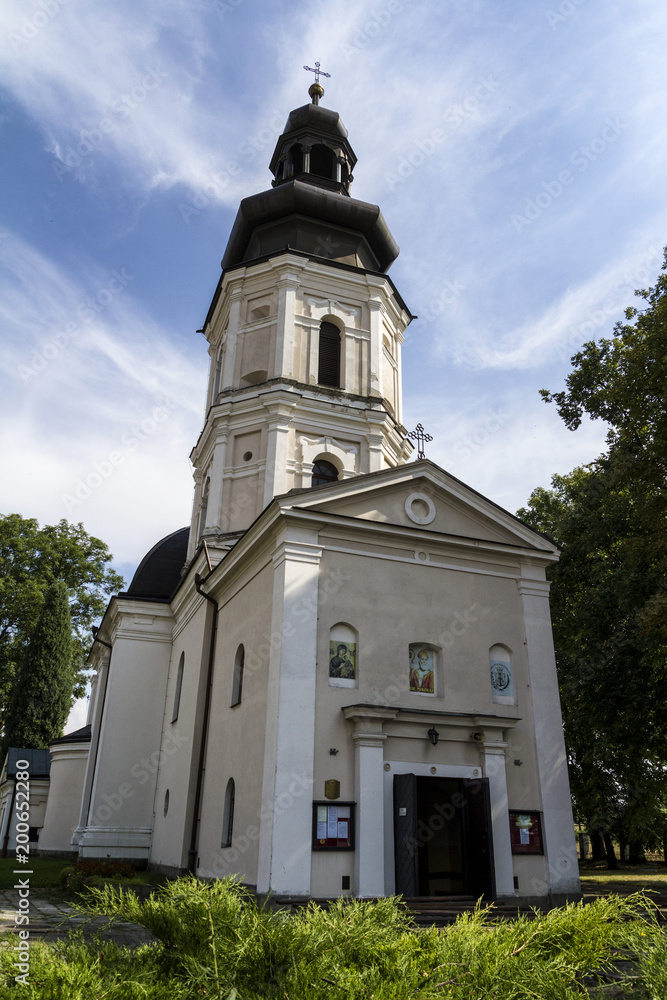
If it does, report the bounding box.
[393,774,496,899]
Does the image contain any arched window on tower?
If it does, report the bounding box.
[318,321,341,387]
[310,144,336,180]
[312,460,339,487]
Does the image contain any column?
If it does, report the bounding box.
[271,259,304,380]
[343,327,355,393]
[365,412,387,474]
[256,528,322,896]
[395,330,405,425]
[73,653,109,846]
[352,732,387,897]
[519,576,580,900]
[368,298,383,397]
[308,321,320,385]
[263,401,295,506]
[220,288,244,389]
[203,430,229,536]
[273,277,299,378]
[479,740,515,896]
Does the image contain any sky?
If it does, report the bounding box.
[1,1,666,727]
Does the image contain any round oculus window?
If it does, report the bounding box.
[405,492,436,525]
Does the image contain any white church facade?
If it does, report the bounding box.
[38,81,580,906]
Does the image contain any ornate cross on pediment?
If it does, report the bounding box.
[408,423,433,460]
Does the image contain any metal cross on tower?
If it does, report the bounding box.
[303,61,331,85]
[408,423,433,460]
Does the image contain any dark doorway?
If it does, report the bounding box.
[393,774,496,899]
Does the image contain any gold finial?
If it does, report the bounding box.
[304,61,331,104]
[308,81,324,104]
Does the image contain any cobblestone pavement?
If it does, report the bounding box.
[0,890,157,948]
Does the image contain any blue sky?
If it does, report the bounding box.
[1,0,666,593]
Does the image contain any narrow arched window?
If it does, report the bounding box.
[221,777,235,847]
[231,644,244,707]
[312,460,339,487]
[171,652,184,723]
[318,321,341,387]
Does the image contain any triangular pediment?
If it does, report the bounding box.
[280,462,556,554]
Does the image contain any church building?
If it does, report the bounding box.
[39,77,580,907]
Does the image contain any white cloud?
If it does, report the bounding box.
[0,0,264,202]
[0,232,205,564]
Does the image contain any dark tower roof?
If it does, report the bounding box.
[220,92,399,274]
[268,102,357,195]
[124,526,189,601]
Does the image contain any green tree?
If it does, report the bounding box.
[518,461,667,864]
[519,247,667,864]
[2,581,74,755]
[0,515,124,737]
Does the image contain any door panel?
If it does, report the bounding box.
[462,778,496,901]
[393,773,418,898]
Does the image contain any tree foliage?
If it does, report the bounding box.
[519,248,667,859]
[0,515,124,737]
[2,581,74,755]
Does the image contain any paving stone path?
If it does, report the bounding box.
[0,890,157,948]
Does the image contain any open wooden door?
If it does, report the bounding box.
[393,772,418,898]
[462,778,496,901]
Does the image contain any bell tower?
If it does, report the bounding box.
[188,81,414,559]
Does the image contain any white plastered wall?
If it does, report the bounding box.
[38,741,90,855]
[77,600,174,861]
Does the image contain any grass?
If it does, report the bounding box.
[0,876,665,999]
[0,857,65,891]
[579,862,667,900]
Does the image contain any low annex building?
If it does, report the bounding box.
[42,80,580,907]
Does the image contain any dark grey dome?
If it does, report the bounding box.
[125,527,189,600]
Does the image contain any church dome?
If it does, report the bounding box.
[125,526,189,600]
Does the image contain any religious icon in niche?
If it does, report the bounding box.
[490,660,512,693]
[329,642,356,679]
[409,645,435,695]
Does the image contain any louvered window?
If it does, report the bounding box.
[318,322,341,387]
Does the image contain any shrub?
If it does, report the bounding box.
[60,859,138,894]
